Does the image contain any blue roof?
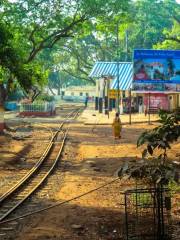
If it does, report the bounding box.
[89,61,133,90]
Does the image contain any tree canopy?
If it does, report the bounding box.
[0,0,179,98]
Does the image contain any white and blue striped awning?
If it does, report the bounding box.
[89,61,133,90]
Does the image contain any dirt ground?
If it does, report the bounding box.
[0,116,179,239]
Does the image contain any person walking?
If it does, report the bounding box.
[112,112,122,139]
[84,96,88,107]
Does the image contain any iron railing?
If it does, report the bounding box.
[123,187,172,240]
[20,102,55,113]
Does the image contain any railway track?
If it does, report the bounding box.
[0,106,82,238]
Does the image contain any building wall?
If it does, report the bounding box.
[167,93,180,110]
[64,86,96,98]
[134,93,180,111]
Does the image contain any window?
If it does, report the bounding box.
[86,93,89,96]
[80,92,83,96]
[71,92,74,96]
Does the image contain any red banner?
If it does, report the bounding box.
[144,93,169,110]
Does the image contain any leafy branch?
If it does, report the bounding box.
[27,14,87,63]
[137,109,180,162]
[118,109,180,186]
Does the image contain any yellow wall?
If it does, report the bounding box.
[167,93,180,110]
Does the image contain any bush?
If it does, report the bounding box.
[36,94,55,102]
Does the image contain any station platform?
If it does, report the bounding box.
[3,103,159,127]
[78,104,159,125]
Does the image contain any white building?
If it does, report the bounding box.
[64,85,96,99]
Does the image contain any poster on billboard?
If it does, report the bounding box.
[132,50,180,92]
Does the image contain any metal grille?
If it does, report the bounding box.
[20,102,55,112]
[124,187,171,240]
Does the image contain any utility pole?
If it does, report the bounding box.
[116,21,120,114]
[129,89,132,125]
[148,92,151,125]
[125,29,128,61]
[125,29,132,123]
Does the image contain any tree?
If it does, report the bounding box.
[48,0,179,83]
[0,21,47,104]
[2,0,129,62]
[48,71,66,95]
[154,19,180,50]
[121,0,179,60]
[0,0,178,105]
[0,0,130,102]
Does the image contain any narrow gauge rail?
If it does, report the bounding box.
[0,107,81,223]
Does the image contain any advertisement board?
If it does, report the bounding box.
[108,89,121,98]
[132,50,180,92]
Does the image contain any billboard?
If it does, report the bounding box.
[132,50,180,92]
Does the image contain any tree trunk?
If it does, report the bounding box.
[0,84,6,132]
[57,73,61,96]
[0,84,6,105]
[57,86,60,95]
[48,86,56,95]
[31,89,41,102]
[6,75,14,99]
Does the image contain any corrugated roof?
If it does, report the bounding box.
[89,61,133,90]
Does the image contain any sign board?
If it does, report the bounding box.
[144,93,169,110]
[132,50,180,92]
[108,89,121,98]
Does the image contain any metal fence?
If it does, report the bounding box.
[124,187,171,240]
[0,112,4,121]
[20,102,55,112]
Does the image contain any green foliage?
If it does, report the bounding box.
[137,109,180,161]
[0,0,179,96]
[168,180,180,192]
[132,192,152,207]
[118,110,180,186]
[115,0,179,60]
[154,19,180,50]
[36,94,55,102]
[0,0,131,91]
[0,19,48,100]
[0,67,8,84]
[118,158,179,186]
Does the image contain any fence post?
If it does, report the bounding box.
[124,193,129,240]
[0,106,5,132]
[148,92,151,125]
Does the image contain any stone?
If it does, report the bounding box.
[86,161,96,167]
[93,167,101,172]
[71,224,83,230]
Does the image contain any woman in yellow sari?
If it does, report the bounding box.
[112,112,122,139]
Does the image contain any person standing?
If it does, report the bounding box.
[139,101,143,114]
[112,112,122,139]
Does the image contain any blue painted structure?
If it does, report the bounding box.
[4,101,18,111]
[89,61,133,90]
